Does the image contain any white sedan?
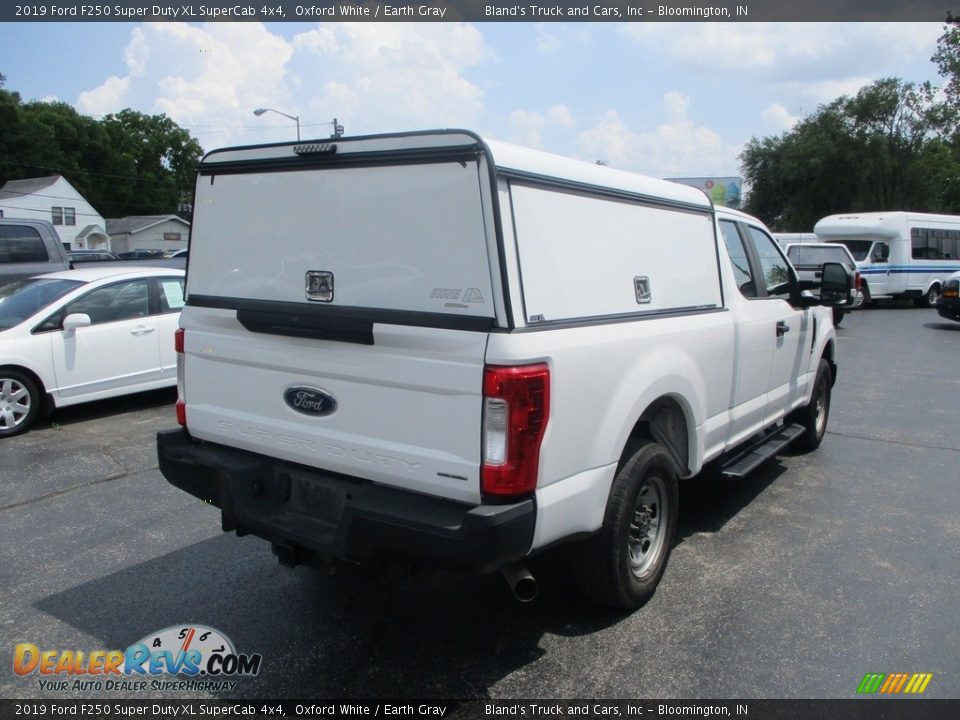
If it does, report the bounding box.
[0,266,185,437]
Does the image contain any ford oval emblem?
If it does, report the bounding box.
[283,386,337,416]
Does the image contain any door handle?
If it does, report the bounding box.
[130,326,156,336]
[776,320,790,337]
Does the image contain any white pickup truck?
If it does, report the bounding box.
[157,130,849,609]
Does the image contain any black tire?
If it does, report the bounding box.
[832,308,845,326]
[573,440,679,609]
[854,283,871,309]
[914,285,940,308]
[0,370,41,438]
[790,358,832,452]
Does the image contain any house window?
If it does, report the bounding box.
[64,208,76,226]
[51,207,63,225]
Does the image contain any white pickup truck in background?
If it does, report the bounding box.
[158,130,850,609]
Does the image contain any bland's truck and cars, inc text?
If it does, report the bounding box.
[158,130,850,609]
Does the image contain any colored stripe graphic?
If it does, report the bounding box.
[857,673,932,694]
[857,674,885,693]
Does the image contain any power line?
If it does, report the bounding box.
[5,160,191,184]
[0,202,106,220]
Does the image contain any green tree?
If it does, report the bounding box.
[741,78,958,230]
[932,12,960,124]
[99,109,203,216]
[0,89,203,219]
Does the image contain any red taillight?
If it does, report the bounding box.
[175,328,186,427]
[855,271,862,291]
[481,363,550,498]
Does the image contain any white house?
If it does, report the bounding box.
[0,175,110,250]
[106,215,191,254]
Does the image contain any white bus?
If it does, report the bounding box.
[814,211,960,307]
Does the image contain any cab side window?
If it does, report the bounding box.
[719,220,757,298]
[747,227,794,301]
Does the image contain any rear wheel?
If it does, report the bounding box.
[0,370,41,438]
[832,308,845,326]
[853,283,871,309]
[914,284,940,308]
[790,358,832,452]
[573,440,679,609]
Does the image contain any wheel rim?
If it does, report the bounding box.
[628,475,668,579]
[0,378,32,431]
[928,286,940,306]
[814,373,830,438]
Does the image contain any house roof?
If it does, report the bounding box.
[0,175,62,200]
[75,224,108,239]
[106,215,191,235]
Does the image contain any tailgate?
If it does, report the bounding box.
[181,133,502,504]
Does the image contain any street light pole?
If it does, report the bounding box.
[253,107,300,141]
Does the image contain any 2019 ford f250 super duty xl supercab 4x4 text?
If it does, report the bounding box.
[157,130,850,609]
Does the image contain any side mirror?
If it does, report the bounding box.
[872,243,890,263]
[819,262,851,306]
[62,313,92,333]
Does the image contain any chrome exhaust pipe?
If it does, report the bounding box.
[501,562,538,602]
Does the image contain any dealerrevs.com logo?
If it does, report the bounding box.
[13,624,262,693]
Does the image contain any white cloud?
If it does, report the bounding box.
[663,91,690,121]
[618,23,940,82]
[507,104,575,148]
[577,94,739,177]
[77,75,130,114]
[75,22,492,150]
[535,24,562,53]
[546,105,575,128]
[761,103,799,132]
[296,24,490,136]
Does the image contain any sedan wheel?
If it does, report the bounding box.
[0,372,41,438]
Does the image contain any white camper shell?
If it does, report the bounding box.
[159,130,846,609]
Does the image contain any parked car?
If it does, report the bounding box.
[0,218,71,286]
[0,266,185,437]
[785,242,859,324]
[164,249,188,259]
[67,250,121,263]
[118,249,166,260]
[936,270,960,321]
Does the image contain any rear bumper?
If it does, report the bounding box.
[157,429,535,574]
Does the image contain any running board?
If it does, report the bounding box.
[719,423,805,479]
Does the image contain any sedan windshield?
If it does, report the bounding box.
[0,278,84,331]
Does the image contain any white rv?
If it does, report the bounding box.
[814,211,960,307]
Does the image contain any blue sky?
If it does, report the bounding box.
[0,22,946,177]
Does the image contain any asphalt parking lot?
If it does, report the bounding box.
[2,306,958,701]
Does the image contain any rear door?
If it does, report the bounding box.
[181,134,502,504]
